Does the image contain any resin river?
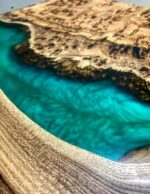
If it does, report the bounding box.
[1,23,150,161]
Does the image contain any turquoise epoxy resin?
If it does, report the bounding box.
[0,23,150,160]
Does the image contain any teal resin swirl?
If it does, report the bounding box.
[0,23,150,161]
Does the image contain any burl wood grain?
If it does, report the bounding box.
[0,0,150,101]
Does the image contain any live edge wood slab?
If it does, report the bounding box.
[1,90,150,194]
[0,0,150,102]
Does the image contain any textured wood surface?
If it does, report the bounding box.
[0,1,150,193]
[0,0,150,101]
[121,146,150,163]
[1,90,150,193]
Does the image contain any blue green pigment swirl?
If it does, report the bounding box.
[0,23,150,161]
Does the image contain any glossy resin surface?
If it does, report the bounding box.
[0,23,150,160]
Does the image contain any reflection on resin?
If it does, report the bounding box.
[0,23,150,160]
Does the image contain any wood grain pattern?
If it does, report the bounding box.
[1,90,150,193]
[121,146,150,163]
[0,0,150,102]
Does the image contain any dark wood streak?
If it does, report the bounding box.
[0,175,15,194]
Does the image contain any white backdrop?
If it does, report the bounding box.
[0,0,44,14]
